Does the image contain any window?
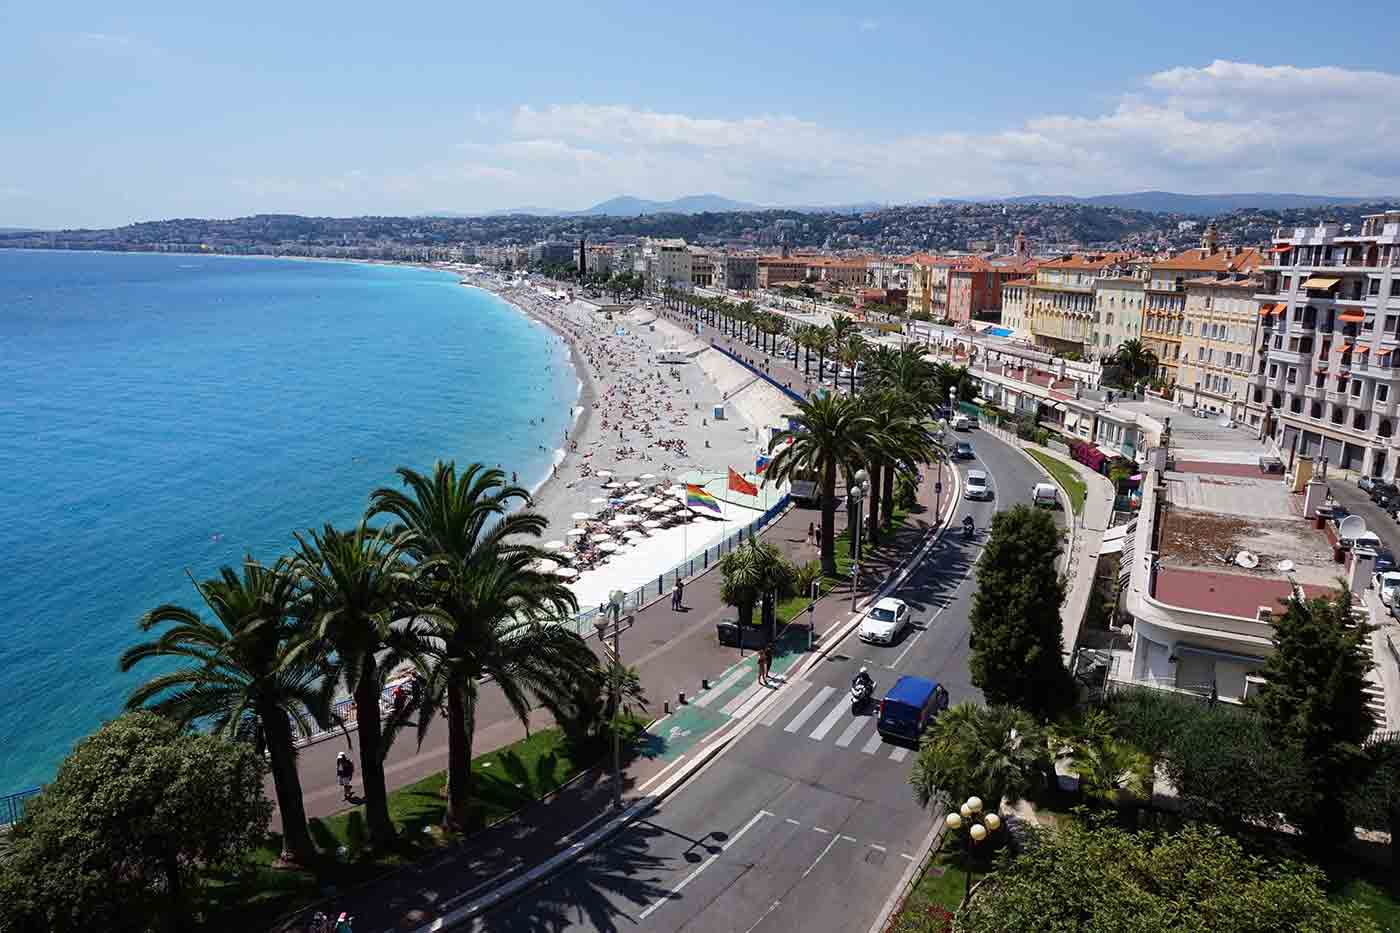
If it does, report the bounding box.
[1287,367,1297,384]
[1352,380,1364,398]
[1198,346,1205,360]
[1311,401,1323,419]
[1381,419,1394,438]
[1355,412,1369,431]
[1391,280,1400,297]
[1380,384,1390,403]
[1371,279,1382,296]
[1269,363,1278,378]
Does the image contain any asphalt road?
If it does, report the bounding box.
[472,431,1047,933]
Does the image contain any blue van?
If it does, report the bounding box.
[877,676,949,743]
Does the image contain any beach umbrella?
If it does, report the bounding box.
[596,470,614,478]
[596,541,619,553]
[642,519,663,529]
[623,530,644,540]
[571,511,591,521]
[625,492,647,503]
[666,484,685,495]
[601,481,619,489]
[554,566,579,578]
[639,473,657,480]
[607,518,629,528]
[650,501,673,512]
[590,497,607,505]
[566,528,587,538]
[543,540,565,550]
[556,549,576,561]
[625,480,642,488]
[617,514,640,524]
[532,558,560,573]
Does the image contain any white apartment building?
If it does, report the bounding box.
[645,238,692,290]
[1175,273,1264,424]
[1000,277,1033,336]
[1255,212,1400,477]
[1091,271,1147,361]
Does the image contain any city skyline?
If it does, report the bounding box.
[6,0,1400,227]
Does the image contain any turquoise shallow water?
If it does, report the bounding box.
[0,250,576,791]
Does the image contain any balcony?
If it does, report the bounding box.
[1374,397,1398,418]
[1269,348,1308,367]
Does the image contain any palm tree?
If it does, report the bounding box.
[910,702,1047,812]
[932,362,975,409]
[719,539,796,636]
[764,393,871,575]
[1056,709,1152,808]
[858,392,936,547]
[792,325,815,377]
[838,333,867,395]
[292,521,413,846]
[813,325,834,384]
[830,313,858,345]
[1114,339,1158,382]
[119,558,333,865]
[368,462,592,830]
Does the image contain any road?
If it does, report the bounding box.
[471,431,1047,933]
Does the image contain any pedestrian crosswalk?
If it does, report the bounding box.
[754,680,913,762]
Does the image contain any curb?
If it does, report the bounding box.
[414,466,962,931]
[865,819,949,933]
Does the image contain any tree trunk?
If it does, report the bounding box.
[881,459,897,528]
[444,678,474,830]
[163,849,185,933]
[739,598,755,627]
[849,369,856,395]
[820,462,837,575]
[804,344,811,376]
[867,460,883,548]
[353,662,396,845]
[262,701,316,865]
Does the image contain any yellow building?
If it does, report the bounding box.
[1026,253,1131,356]
[1174,273,1264,424]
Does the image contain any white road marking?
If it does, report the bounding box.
[807,696,850,741]
[869,844,887,852]
[861,732,884,755]
[729,683,772,721]
[634,754,687,794]
[784,686,836,733]
[812,826,832,834]
[693,665,752,708]
[720,682,765,717]
[840,835,858,844]
[889,746,910,763]
[834,716,870,748]
[759,680,812,727]
[900,853,916,861]
[801,833,842,878]
[637,810,771,921]
[888,628,925,669]
[742,899,783,933]
[785,818,801,825]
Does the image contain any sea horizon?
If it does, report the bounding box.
[0,249,578,792]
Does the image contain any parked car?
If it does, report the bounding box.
[1375,571,1400,606]
[1360,475,1377,493]
[953,441,975,460]
[858,597,912,645]
[953,413,974,431]
[877,676,949,743]
[1375,548,1397,574]
[1370,482,1399,504]
[964,469,993,501]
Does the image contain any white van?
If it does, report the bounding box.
[1032,482,1059,509]
[952,414,973,431]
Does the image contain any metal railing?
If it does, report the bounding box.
[708,341,808,404]
[1,788,40,827]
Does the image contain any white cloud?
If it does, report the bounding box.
[218,60,1400,217]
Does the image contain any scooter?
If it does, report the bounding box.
[851,677,875,714]
[962,519,975,541]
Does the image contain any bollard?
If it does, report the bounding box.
[658,575,663,596]
[664,701,671,715]
[679,691,688,705]
[701,678,710,690]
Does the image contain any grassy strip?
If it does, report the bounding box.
[1331,874,1400,931]
[887,851,967,932]
[776,505,913,625]
[200,724,612,930]
[1027,449,1086,516]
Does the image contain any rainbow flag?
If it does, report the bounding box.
[686,483,723,514]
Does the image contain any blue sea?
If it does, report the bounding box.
[0,250,577,792]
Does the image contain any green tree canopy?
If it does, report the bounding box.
[0,712,271,933]
[910,702,1047,812]
[967,505,1071,717]
[1250,586,1376,849]
[958,819,1377,933]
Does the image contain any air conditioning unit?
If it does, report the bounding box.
[1256,606,1273,622]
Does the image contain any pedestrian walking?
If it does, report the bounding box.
[335,751,355,801]
[807,521,815,545]
[814,524,823,549]
[334,912,354,933]
[758,643,772,685]
[672,578,684,610]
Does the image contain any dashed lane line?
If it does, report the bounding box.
[636,810,771,921]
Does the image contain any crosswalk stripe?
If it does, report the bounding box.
[729,683,772,721]
[889,746,910,763]
[692,665,751,709]
[720,682,765,717]
[759,681,812,727]
[861,732,884,755]
[808,696,849,742]
[784,686,836,733]
[834,716,870,748]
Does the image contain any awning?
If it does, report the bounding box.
[1339,342,1353,352]
[1099,535,1127,555]
[1174,644,1268,667]
[1338,310,1366,323]
[1269,245,1293,253]
[1357,345,1371,354]
[1065,412,1081,431]
[1271,305,1286,316]
[1052,401,1067,412]
[1379,347,1394,356]
[1302,276,1341,291]
[1315,364,1329,373]
[1097,445,1120,459]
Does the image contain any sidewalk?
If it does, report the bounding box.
[270,467,948,931]
[979,422,1115,657]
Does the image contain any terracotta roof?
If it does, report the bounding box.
[1151,246,1262,274]
[1037,251,1133,271]
[1154,567,1332,620]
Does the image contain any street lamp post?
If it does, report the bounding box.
[595,589,628,811]
[943,795,1002,904]
[848,469,871,611]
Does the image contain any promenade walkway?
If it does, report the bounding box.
[274,463,948,932]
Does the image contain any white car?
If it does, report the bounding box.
[858,597,912,645]
[1375,571,1400,606]
[964,469,992,501]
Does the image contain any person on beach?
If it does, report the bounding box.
[336,752,355,801]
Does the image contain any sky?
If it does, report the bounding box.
[5,0,1400,228]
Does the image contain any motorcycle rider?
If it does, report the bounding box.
[851,665,874,696]
[962,515,975,537]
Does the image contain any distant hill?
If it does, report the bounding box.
[471,194,761,218]
[0,227,40,233]
[997,191,1388,216]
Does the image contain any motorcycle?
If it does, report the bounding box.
[851,677,875,714]
[962,519,975,540]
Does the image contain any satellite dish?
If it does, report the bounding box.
[1278,559,1296,573]
[1338,515,1367,541]
[1235,551,1259,569]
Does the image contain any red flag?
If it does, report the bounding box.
[728,467,758,497]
